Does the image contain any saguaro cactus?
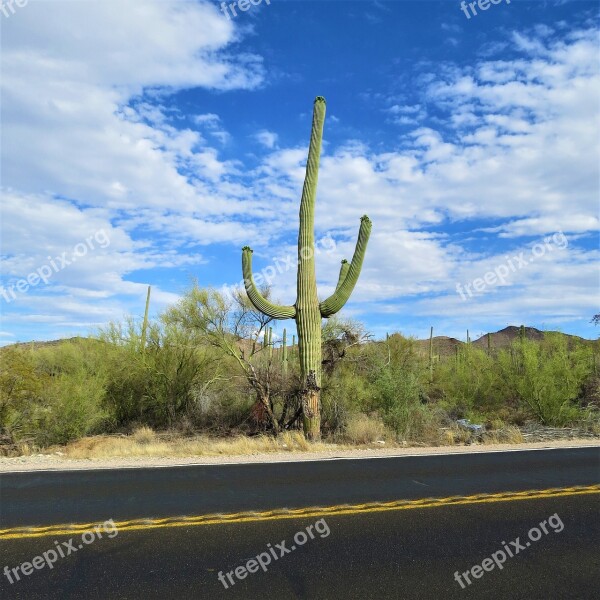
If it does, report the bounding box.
[140,285,151,354]
[429,326,434,383]
[242,96,372,440]
[282,328,288,375]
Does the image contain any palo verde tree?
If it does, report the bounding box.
[242,96,372,440]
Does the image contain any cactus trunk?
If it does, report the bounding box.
[282,328,288,375]
[242,97,371,441]
[295,97,326,440]
[140,285,151,354]
[429,326,434,383]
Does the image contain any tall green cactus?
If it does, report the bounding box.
[429,326,434,383]
[282,328,288,375]
[140,285,151,355]
[242,96,372,440]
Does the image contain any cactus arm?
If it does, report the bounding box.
[242,247,296,319]
[335,260,350,292]
[319,215,372,318]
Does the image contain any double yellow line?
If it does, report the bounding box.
[1,484,598,540]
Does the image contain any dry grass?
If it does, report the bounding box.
[22,421,557,461]
[131,426,157,445]
[433,427,472,446]
[17,442,34,456]
[482,426,525,444]
[343,414,389,444]
[58,431,338,460]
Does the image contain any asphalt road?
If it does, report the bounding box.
[1,447,599,599]
[1,447,598,527]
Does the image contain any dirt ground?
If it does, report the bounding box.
[1,438,598,472]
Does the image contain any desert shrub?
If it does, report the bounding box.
[0,346,47,445]
[98,318,221,429]
[497,334,593,426]
[433,346,501,417]
[30,368,108,446]
[343,413,388,444]
[321,363,372,435]
[0,340,109,446]
[363,335,433,439]
[33,340,109,445]
[320,388,351,436]
[579,373,600,408]
[190,377,256,432]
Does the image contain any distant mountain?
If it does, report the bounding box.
[413,326,595,357]
[472,326,591,351]
[0,336,97,351]
[411,335,463,356]
[2,327,596,356]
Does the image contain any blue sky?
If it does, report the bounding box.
[1,0,598,345]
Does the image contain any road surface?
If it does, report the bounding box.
[1,446,598,599]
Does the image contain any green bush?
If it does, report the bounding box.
[99,318,222,429]
[30,368,108,446]
[0,340,108,446]
[433,346,501,418]
[497,334,593,425]
[363,335,432,439]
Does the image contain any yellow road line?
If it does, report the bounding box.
[1,484,598,540]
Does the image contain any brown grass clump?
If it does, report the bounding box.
[131,426,157,445]
[482,426,524,445]
[343,414,389,445]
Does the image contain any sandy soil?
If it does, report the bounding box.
[0,439,597,472]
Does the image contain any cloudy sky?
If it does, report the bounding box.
[0,0,598,345]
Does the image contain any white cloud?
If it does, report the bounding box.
[0,0,263,338]
[194,113,231,144]
[1,0,261,213]
[254,130,279,149]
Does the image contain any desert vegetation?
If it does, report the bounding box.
[0,284,598,456]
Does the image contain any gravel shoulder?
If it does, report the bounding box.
[1,439,598,472]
